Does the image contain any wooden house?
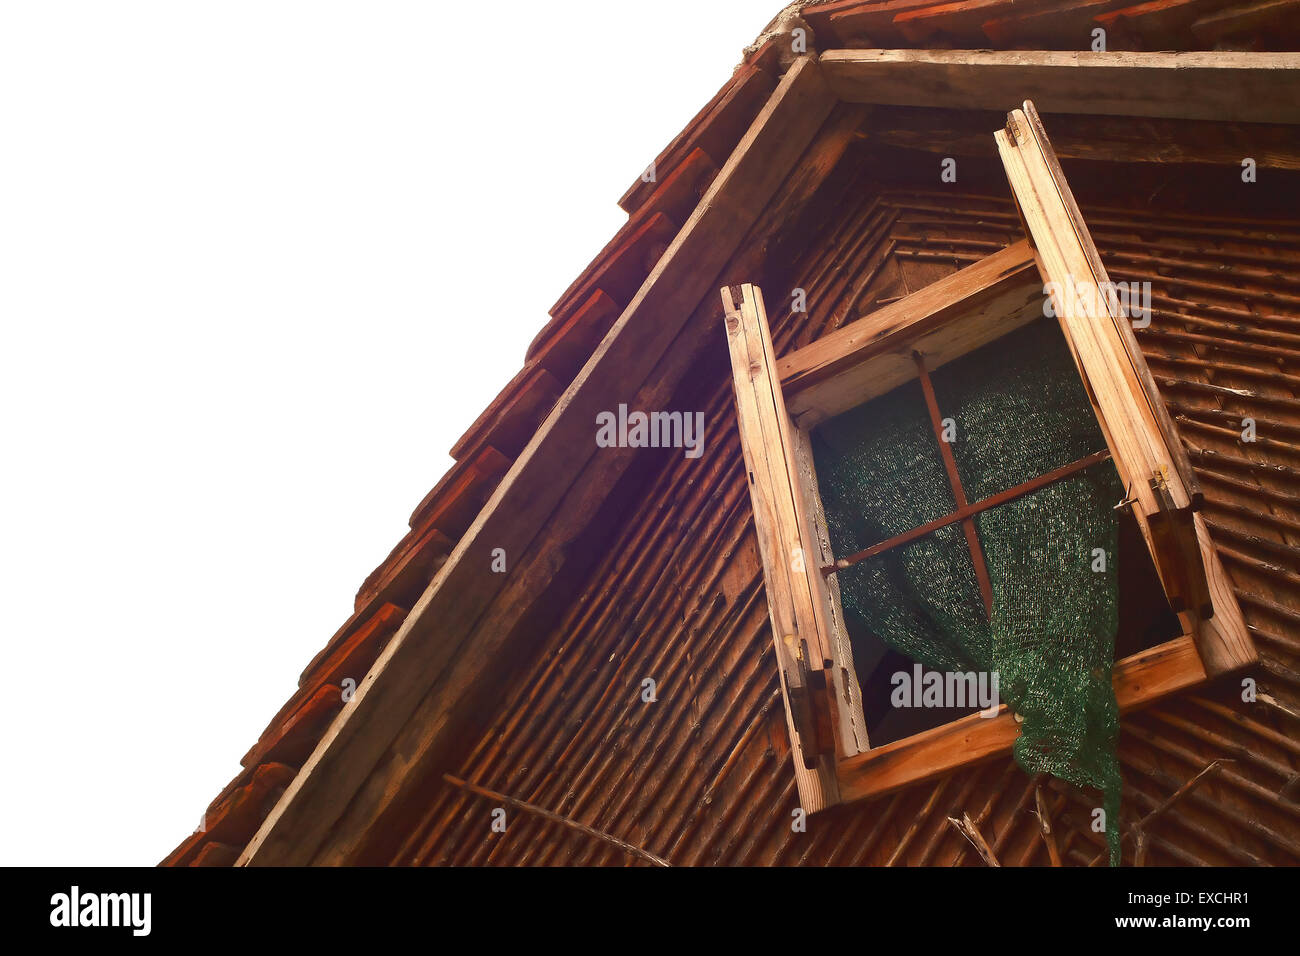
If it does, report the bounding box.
[164,1,1300,867]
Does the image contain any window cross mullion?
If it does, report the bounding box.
[913,351,995,619]
[820,449,1111,576]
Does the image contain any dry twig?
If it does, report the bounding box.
[442,772,671,867]
[948,812,1001,866]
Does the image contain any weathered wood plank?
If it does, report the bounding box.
[777,240,1040,427]
[822,49,1300,123]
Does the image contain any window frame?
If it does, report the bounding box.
[720,101,1256,814]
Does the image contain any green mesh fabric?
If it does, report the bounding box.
[812,317,1125,865]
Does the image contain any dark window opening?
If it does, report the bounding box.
[811,316,1182,748]
[850,513,1180,746]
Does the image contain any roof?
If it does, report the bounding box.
[163,0,1300,866]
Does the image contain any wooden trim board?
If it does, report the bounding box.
[777,239,1040,428]
[821,50,1300,124]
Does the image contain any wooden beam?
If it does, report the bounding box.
[777,239,1040,428]
[836,635,1207,805]
[821,50,1300,124]
[237,57,838,866]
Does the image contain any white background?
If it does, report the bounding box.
[0,1,777,865]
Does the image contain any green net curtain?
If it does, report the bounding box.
[812,317,1125,866]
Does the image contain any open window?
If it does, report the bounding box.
[721,101,1256,813]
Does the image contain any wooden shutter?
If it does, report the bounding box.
[995,100,1254,676]
[720,284,865,813]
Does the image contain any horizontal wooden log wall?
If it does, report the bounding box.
[401,164,1300,866]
